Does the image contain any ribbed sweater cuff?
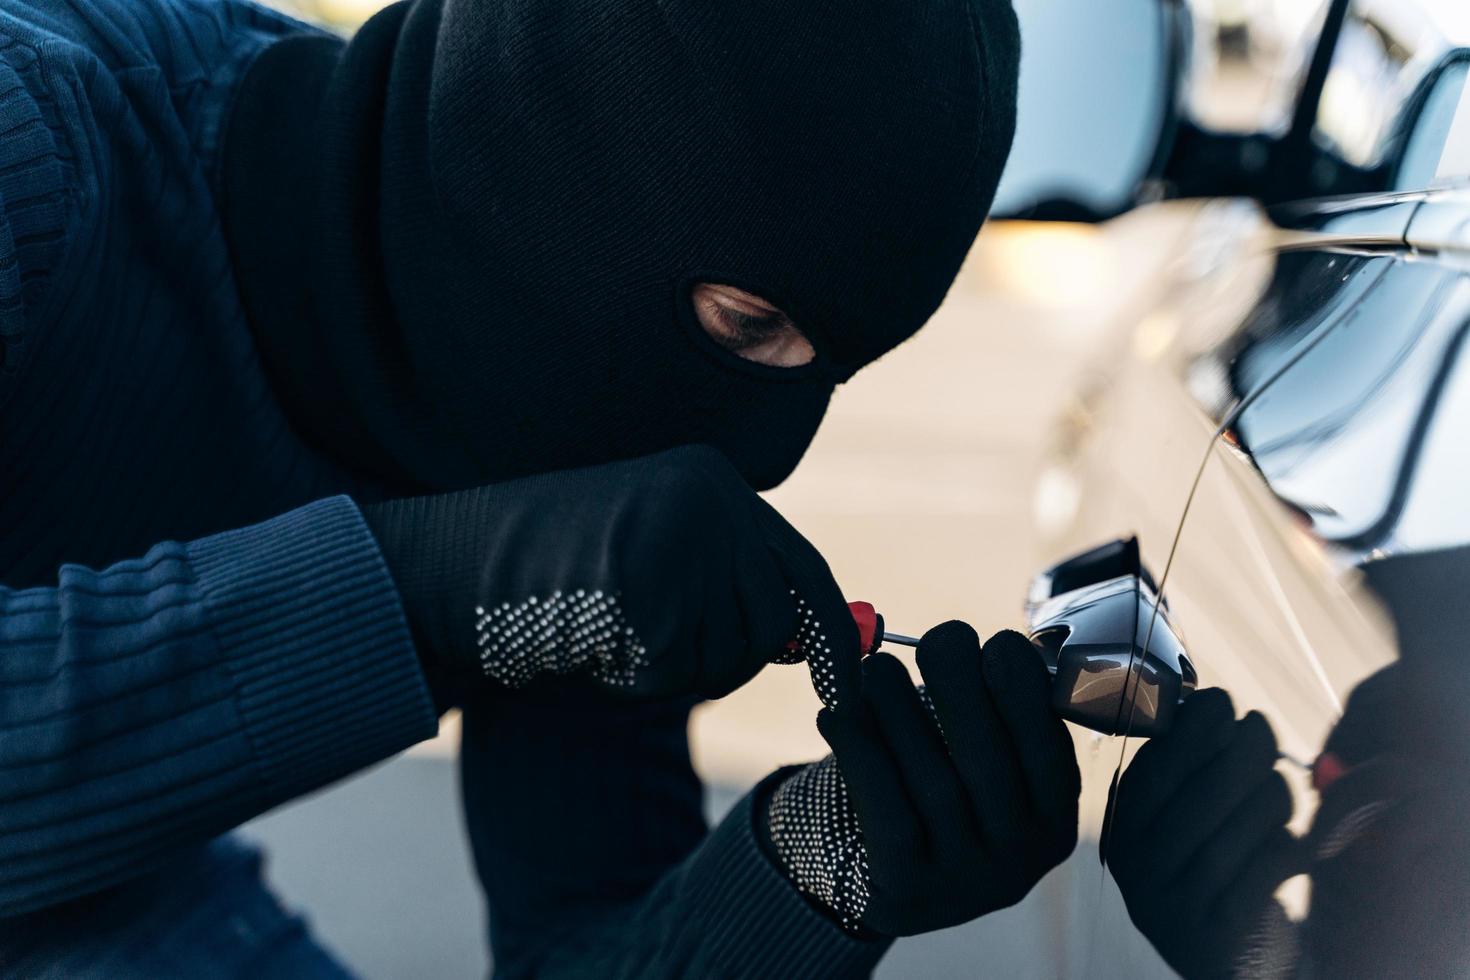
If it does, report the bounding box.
[682,776,891,978]
[186,496,437,802]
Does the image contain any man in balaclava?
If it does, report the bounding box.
[0,0,1080,975]
[222,0,1019,493]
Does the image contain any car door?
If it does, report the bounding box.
[1107,29,1470,974]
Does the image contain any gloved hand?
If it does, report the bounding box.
[1297,664,1470,978]
[1103,689,1300,980]
[1297,754,1470,978]
[361,445,858,707]
[761,623,1080,936]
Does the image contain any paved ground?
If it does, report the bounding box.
[245,223,1159,977]
[247,755,1107,979]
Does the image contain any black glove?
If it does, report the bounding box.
[1299,755,1470,978]
[1103,689,1301,980]
[1294,662,1470,978]
[761,624,1080,936]
[361,445,858,707]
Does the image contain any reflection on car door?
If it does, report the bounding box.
[1113,221,1470,971]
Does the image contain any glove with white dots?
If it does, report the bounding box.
[362,445,858,709]
[761,624,1080,936]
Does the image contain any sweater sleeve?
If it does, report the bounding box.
[459,692,890,978]
[0,496,438,918]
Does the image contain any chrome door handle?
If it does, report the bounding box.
[1026,537,1196,736]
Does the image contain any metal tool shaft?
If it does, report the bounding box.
[881,631,922,648]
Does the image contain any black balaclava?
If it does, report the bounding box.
[223,0,1020,491]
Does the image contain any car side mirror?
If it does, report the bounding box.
[1025,537,1197,736]
[989,0,1183,223]
[993,1,1469,219]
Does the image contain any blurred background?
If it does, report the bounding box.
[239,0,1323,975]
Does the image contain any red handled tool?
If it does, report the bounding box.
[846,601,920,655]
[784,600,919,660]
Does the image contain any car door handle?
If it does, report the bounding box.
[1026,537,1197,736]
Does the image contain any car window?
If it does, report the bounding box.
[1187,251,1393,424]
[1228,259,1470,551]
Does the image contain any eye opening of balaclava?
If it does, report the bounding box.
[672,273,849,384]
[222,0,1021,494]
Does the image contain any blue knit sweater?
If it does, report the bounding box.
[0,0,438,921]
[0,1,884,975]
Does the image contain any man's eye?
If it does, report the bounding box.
[713,306,790,351]
[690,282,816,368]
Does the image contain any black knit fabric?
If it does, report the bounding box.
[222,0,1021,491]
[0,0,440,934]
[460,688,892,978]
[362,445,861,708]
[0,3,370,591]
